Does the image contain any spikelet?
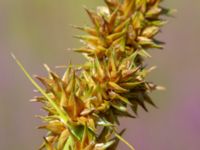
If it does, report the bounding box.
[14,0,173,149]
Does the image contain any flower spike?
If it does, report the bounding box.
[14,0,173,149]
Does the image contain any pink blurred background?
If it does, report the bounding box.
[0,0,200,149]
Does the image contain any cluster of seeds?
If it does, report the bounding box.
[14,0,172,149]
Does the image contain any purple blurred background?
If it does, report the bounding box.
[0,0,200,150]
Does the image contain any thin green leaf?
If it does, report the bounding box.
[114,131,136,150]
[11,53,68,123]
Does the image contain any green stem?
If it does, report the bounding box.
[114,131,136,150]
[11,53,68,123]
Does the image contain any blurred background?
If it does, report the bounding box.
[0,0,200,150]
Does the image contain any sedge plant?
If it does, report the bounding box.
[13,0,173,149]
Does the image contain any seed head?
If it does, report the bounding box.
[14,0,173,149]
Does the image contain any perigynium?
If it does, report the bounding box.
[13,0,174,149]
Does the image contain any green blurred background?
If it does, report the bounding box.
[0,0,200,150]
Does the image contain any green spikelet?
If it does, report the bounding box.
[14,0,173,149]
